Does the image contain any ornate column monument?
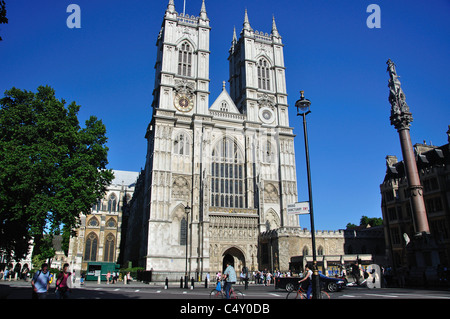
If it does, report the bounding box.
[386,59,439,281]
[387,59,430,235]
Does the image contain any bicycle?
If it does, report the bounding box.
[286,285,330,300]
[210,281,244,299]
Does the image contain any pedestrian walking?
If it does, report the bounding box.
[55,263,72,299]
[31,263,51,299]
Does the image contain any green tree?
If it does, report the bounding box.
[346,215,383,229]
[360,215,383,227]
[0,86,114,261]
[0,0,8,41]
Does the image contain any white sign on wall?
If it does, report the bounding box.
[287,202,310,215]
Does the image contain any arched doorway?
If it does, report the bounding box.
[222,247,246,272]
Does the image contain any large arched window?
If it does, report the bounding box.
[257,58,271,90]
[210,137,245,208]
[108,193,117,213]
[178,42,193,77]
[103,234,115,262]
[84,232,98,261]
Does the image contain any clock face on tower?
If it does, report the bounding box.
[259,107,274,124]
[174,94,194,112]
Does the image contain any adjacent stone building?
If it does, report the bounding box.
[67,170,139,274]
[380,126,450,276]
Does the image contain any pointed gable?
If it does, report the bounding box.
[209,82,240,114]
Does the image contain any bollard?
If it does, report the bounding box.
[180,277,183,288]
[191,277,194,290]
[165,277,169,289]
[205,277,208,288]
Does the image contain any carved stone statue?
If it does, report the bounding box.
[387,59,413,130]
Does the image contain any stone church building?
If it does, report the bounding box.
[61,1,381,281]
[122,1,301,276]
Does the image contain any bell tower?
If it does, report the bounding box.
[152,0,210,115]
[228,11,289,127]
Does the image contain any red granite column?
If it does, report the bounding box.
[398,128,430,234]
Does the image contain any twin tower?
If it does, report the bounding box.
[123,0,300,277]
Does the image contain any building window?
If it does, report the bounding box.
[317,246,324,256]
[178,42,192,77]
[302,246,309,256]
[390,227,401,245]
[92,200,102,212]
[88,217,99,227]
[174,133,191,156]
[108,194,117,213]
[104,234,115,262]
[220,102,228,112]
[106,218,116,228]
[210,137,245,208]
[257,58,270,90]
[84,232,98,261]
[388,207,397,221]
[180,217,187,246]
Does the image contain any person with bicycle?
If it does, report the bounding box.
[298,264,313,299]
[223,262,237,299]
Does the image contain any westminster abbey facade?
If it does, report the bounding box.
[122,0,301,277]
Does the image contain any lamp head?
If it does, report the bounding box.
[295,90,311,115]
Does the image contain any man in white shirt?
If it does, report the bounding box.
[223,262,237,299]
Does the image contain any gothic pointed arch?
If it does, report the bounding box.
[264,208,280,230]
[210,136,245,208]
[104,233,116,262]
[177,40,195,77]
[257,57,271,91]
[108,193,117,213]
[84,232,98,261]
[170,203,190,246]
[221,246,247,270]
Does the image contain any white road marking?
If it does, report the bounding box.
[365,293,398,298]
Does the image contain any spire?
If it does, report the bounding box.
[200,0,208,20]
[230,26,237,54]
[243,9,252,31]
[166,0,175,13]
[271,15,280,37]
[201,0,206,13]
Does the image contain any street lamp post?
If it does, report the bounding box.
[184,205,191,289]
[295,90,321,299]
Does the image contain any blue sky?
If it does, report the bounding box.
[1,0,449,230]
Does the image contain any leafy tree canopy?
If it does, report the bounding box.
[0,1,8,41]
[346,215,383,229]
[0,86,114,261]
